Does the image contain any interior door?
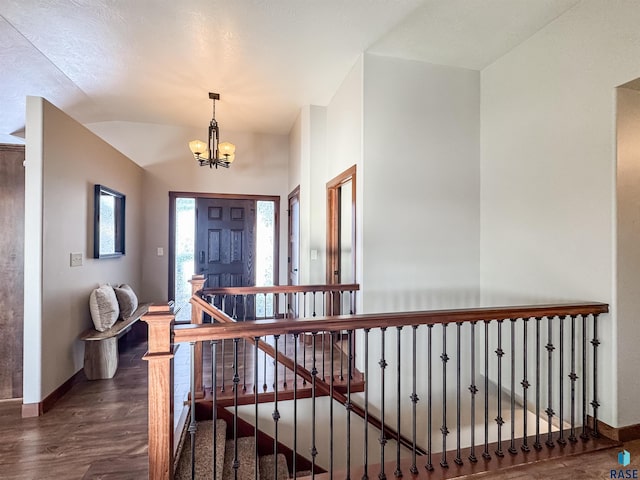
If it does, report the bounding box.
[196,198,256,319]
[287,188,300,317]
[0,145,24,399]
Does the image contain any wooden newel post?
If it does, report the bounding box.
[143,304,175,480]
[189,274,206,398]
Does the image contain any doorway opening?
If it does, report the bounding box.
[169,192,280,321]
[326,165,356,314]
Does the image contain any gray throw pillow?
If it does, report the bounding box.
[114,284,139,319]
[89,285,120,332]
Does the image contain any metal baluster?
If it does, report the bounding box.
[233,339,240,480]
[546,316,555,448]
[455,322,463,466]
[189,342,197,480]
[534,318,542,450]
[340,328,345,382]
[312,292,317,317]
[347,329,353,480]
[441,323,450,468]
[254,337,259,480]
[212,341,218,480]
[521,318,531,452]
[379,327,388,480]
[293,333,298,479]
[363,328,370,480]
[243,296,248,392]
[330,331,335,478]
[311,332,318,477]
[581,314,589,440]
[323,295,326,380]
[410,325,419,474]
[273,335,280,480]
[426,324,434,471]
[469,321,478,463]
[284,298,288,389]
[591,314,600,437]
[221,338,226,393]
[509,318,517,455]
[263,336,268,392]
[569,316,578,443]
[303,330,307,386]
[395,326,403,477]
[495,320,504,458]
[483,320,491,460]
[558,315,566,446]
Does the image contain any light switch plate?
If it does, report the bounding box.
[157,247,164,256]
[311,249,318,260]
[70,253,83,267]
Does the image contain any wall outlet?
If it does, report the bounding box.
[70,253,83,267]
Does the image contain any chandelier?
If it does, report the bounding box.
[188,92,236,169]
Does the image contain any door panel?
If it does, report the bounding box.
[196,198,256,319]
[0,145,24,399]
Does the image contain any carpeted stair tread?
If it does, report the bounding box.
[223,437,260,480]
[259,453,290,479]
[175,419,227,480]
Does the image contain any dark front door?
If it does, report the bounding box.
[196,198,256,318]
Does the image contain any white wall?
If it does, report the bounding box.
[480,0,640,427]
[362,53,480,313]
[88,121,290,301]
[616,87,640,427]
[24,97,144,404]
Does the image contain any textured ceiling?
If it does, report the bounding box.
[0,0,581,141]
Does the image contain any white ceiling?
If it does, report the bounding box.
[0,0,581,142]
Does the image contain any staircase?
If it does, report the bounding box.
[175,419,312,479]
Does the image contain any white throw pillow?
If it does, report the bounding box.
[89,285,120,332]
[113,284,139,319]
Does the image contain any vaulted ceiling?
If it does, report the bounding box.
[0,0,580,144]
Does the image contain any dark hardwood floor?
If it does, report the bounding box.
[1,335,637,479]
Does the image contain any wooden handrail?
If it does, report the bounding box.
[175,300,608,343]
[199,283,360,296]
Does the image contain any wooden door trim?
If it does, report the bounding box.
[287,186,300,287]
[169,191,280,302]
[326,166,356,288]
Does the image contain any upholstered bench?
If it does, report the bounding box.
[80,303,150,380]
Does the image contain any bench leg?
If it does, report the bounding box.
[84,338,119,380]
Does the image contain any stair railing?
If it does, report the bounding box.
[143,299,609,480]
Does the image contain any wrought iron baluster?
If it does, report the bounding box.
[273,335,280,480]
[521,318,530,453]
[410,325,419,474]
[189,342,197,480]
[311,332,318,476]
[569,316,578,443]
[379,327,388,480]
[243,296,248,392]
[221,339,226,392]
[263,336,268,392]
[233,338,240,480]
[441,323,450,468]
[558,315,566,446]
[330,331,335,478]
[211,341,218,480]
[546,316,555,448]
[591,314,600,437]
[293,333,298,480]
[534,317,542,450]
[483,320,491,460]
[495,320,504,458]
[581,314,589,440]
[469,321,478,463]
[455,322,463,466]
[509,318,517,455]
[254,337,259,480]
[347,329,353,480]
[395,326,403,477]
[426,324,434,471]
[363,328,370,480]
